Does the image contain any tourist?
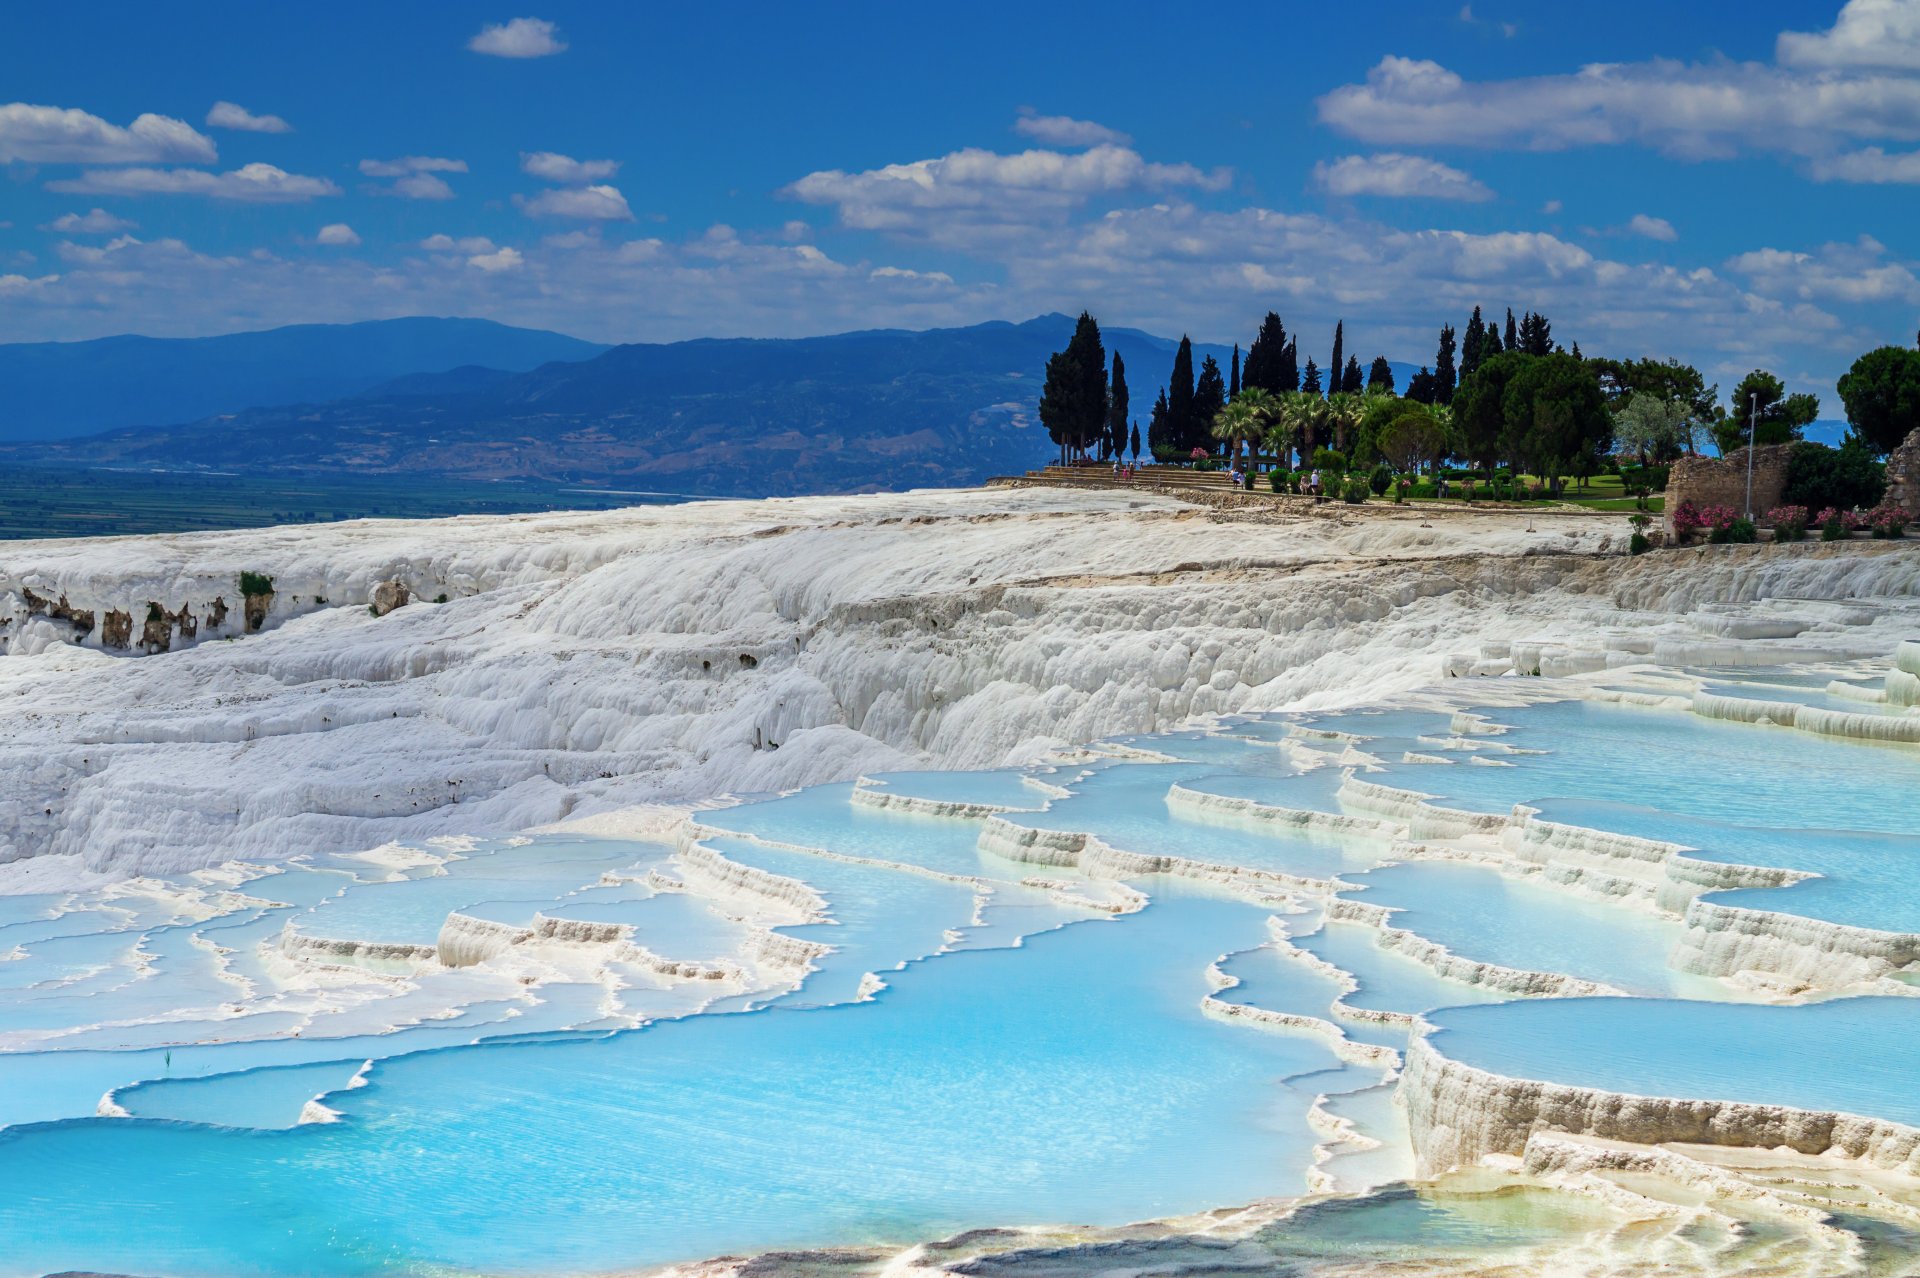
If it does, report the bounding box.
[1310,468,1322,499]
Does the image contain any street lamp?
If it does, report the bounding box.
[1744,390,1757,520]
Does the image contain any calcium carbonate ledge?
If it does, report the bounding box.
[1402,1033,1920,1179]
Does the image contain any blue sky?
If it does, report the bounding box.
[3,1,1919,406]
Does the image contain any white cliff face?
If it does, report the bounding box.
[1,488,1916,890]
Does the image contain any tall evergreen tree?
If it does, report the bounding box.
[1037,312,1107,464]
[1504,308,1519,353]
[1168,336,1195,452]
[1434,324,1457,404]
[1342,355,1363,395]
[1129,421,1141,461]
[1148,388,1172,456]
[1328,321,1345,400]
[1230,344,1241,398]
[1482,321,1504,361]
[1366,356,1395,394]
[1193,355,1227,451]
[1406,367,1438,404]
[1518,311,1553,357]
[1301,358,1322,396]
[1461,307,1486,382]
[1106,352,1130,460]
[1279,338,1299,392]
[1244,312,1288,394]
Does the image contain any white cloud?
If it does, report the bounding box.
[466,246,524,272]
[360,157,466,201]
[468,17,567,58]
[422,234,499,253]
[516,184,634,220]
[206,101,291,133]
[0,103,216,164]
[1012,110,1131,148]
[1314,152,1495,201]
[47,163,339,202]
[359,156,468,177]
[1317,51,1920,163]
[0,272,59,296]
[1727,235,1920,303]
[1808,145,1920,182]
[44,208,136,234]
[869,265,955,284]
[1541,198,1563,214]
[1627,213,1678,241]
[316,223,360,246]
[784,144,1231,235]
[520,151,620,183]
[1778,0,1920,72]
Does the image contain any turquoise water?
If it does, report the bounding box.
[0,892,1353,1277]
[1427,997,1920,1126]
[2,665,1919,1274]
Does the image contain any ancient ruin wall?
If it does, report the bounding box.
[1665,443,1793,531]
[1887,427,1920,517]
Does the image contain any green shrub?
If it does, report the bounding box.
[1411,482,1438,499]
[1368,464,1393,496]
[1709,517,1757,544]
[1629,531,1652,555]
[1311,447,1347,473]
[238,571,274,597]
[1342,477,1370,504]
[435,593,450,604]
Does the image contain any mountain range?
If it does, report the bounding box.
[2,316,1422,497]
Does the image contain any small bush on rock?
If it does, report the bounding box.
[1343,477,1370,504]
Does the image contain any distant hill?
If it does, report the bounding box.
[0,317,609,442]
[13,316,1258,497]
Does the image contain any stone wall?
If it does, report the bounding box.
[1887,427,1920,517]
[1665,444,1794,531]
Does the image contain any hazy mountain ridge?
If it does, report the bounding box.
[0,317,609,442]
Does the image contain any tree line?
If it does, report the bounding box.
[1039,307,1920,495]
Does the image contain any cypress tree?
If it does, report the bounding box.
[1302,358,1322,396]
[1504,308,1518,353]
[1245,312,1287,394]
[1328,321,1345,400]
[1366,356,1395,393]
[1342,355,1363,395]
[1130,421,1141,460]
[1148,388,1172,456]
[1279,338,1298,392]
[1230,344,1241,398]
[1461,307,1486,382]
[1068,311,1108,458]
[1435,324,1457,404]
[1107,352,1130,460]
[1193,355,1227,451]
[1406,367,1437,404]
[1482,321,1504,361]
[1168,336,1195,451]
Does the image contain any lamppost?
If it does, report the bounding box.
[1744,390,1757,520]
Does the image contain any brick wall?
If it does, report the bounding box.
[1665,444,1794,531]
[1886,427,1920,517]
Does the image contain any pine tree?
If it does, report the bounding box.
[1518,311,1552,357]
[1329,321,1345,400]
[1435,324,1457,405]
[1279,338,1299,392]
[1168,336,1195,452]
[1482,321,1504,361]
[1406,367,1437,404]
[1193,355,1227,451]
[1504,308,1518,353]
[1342,355,1363,395]
[1461,307,1486,382]
[1366,356,1395,394]
[1302,358,1322,396]
[1107,352,1130,460]
[1230,344,1241,398]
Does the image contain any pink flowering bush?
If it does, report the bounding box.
[1670,500,1706,538]
[1866,504,1910,539]
[1767,505,1811,541]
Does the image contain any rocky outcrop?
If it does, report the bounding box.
[1886,426,1920,517]
[370,579,410,617]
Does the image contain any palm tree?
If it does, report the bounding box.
[1211,388,1280,469]
[1324,392,1363,457]
[1273,392,1328,469]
